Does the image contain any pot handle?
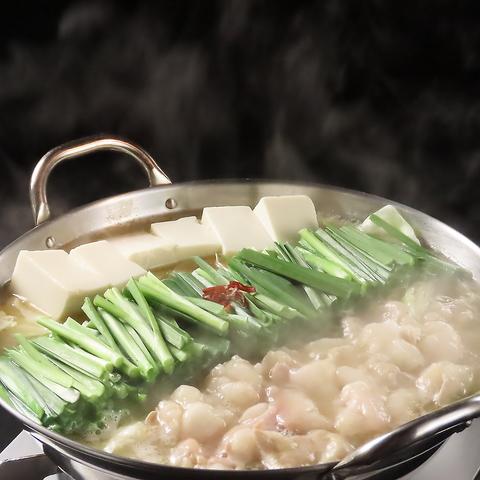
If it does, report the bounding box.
[30,135,172,226]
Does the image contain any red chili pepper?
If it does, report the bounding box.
[227,281,256,293]
[202,281,256,310]
[202,285,228,296]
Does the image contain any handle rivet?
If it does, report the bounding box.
[45,236,57,249]
[165,198,177,209]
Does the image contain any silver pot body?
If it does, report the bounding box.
[0,136,479,480]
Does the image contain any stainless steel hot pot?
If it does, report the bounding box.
[0,135,479,480]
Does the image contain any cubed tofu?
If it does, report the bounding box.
[359,205,420,245]
[69,240,146,288]
[151,216,221,260]
[108,233,177,270]
[254,195,319,243]
[201,206,273,256]
[11,250,109,320]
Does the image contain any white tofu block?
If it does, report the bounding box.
[359,205,420,245]
[254,195,319,243]
[108,233,177,270]
[11,250,109,320]
[151,216,221,260]
[201,206,273,256]
[69,240,146,288]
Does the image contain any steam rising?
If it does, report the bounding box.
[0,1,478,245]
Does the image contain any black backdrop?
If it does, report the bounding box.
[1,0,480,248]
[0,0,480,445]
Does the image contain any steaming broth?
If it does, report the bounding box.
[1,200,479,471]
[0,293,47,350]
[94,272,480,470]
[0,256,204,351]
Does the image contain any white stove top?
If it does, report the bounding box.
[1,421,480,479]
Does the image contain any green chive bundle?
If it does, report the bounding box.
[0,214,457,434]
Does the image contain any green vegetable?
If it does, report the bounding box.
[0,208,455,435]
[369,214,457,271]
[26,373,67,419]
[193,257,229,285]
[187,297,226,315]
[100,289,170,373]
[0,359,44,418]
[33,335,109,379]
[138,275,229,335]
[236,248,360,297]
[339,226,414,266]
[170,346,189,363]
[37,317,123,368]
[7,348,74,388]
[299,229,354,279]
[171,273,203,297]
[275,243,326,310]
[49,358,105,401]
[229,258,314,317]
[323,227,390,284]
[155,313,192,349]
[126,279,174,374]
[99,310,155,381]
[0,382,12,406]
[82,298,119,350]
[125,325,158,374]
[32,374,80,404]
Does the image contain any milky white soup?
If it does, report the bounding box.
[97,272,480,469]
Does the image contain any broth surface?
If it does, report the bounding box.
[0,293,47,350]
[94,272,480,469]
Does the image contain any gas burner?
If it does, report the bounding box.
[0,431,70,480]
[2,423,480,480]
[0,455,69,480]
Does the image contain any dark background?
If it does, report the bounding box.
[1,0,480,448]
[1,0,480,247]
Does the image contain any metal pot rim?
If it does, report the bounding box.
[0,135,478,477]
